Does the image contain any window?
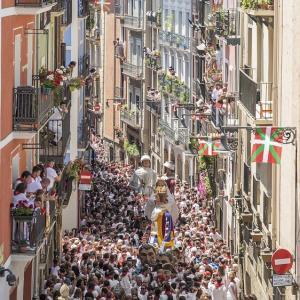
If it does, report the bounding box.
[171,55,175,70]
[164,53,169,69]
[178,12,183,35]
[263,192,271,227]
[27,34,33,85]
[178,58,182,79]
[164,9,169,31]
[185,61,189,85]
[171,10,175,32]
[14,34,21,87]
[185,12,190,37]
[12,154,20,188]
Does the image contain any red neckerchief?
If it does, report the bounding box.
[215,281,224,288]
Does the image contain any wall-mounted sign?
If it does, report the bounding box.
[272,274,293,287]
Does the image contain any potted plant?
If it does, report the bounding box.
[68,77,84,92]
[267,0,273,10]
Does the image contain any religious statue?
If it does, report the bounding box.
[148,178,177,251]
[129,155,157,198]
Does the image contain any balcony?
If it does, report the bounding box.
[78,54,90,77]
[57,166,74,206]
[78,0,89,18]
[51,0,64,14]
[15,0,56,7]
[215,9,240,46]
[159,72,190,103]
[121,110,141,129]
[240,0,274,17]
[159,31,190,51]
[159,120,175,142]
[11,211,45,254]
[123,15,143,30]
[122,62,143,79]
[114,2,123,16]
[146,100,161,116]
[211,98,239,129]
[62,0,72,26]
[146,10,162,27]
[239,70,273,122]
[39,107,70,165]
[145,54,161,71]
[13,77,54,131]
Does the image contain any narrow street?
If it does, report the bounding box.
[39,139,243,300]
[1,0,300,299]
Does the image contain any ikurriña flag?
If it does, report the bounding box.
[198,138,221,156]
[250,127,283,164]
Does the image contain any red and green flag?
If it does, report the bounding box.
[251,127,283,164]
[198,138,221,156]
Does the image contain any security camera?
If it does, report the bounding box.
[0,267,16,287]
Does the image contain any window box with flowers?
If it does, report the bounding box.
[124,139,140,158]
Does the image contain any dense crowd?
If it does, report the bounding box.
[38,139,251,300]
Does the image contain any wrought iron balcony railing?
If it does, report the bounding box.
[15,0,56,7]
[52,0,64,12]
[13,76,54,131]
[121,110,141,128]
[122,62,143,79]
[159,120,175,142]
[123,15,143,30]
[145,98,161,116]
[39,106,71,165]
[57,166,74,206]
[11,211,45,254]
[78,0,89,18]
[78,54,90,77]
[239,70,273,121]
[159,31,190,50]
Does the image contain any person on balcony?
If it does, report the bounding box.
[14,170,31,189]
[46,161,61,192]
[48,105,63,146]
[12,183,33,207]
[32,165,42,183]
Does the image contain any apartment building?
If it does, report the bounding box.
[159,0,195,181]
[0,0,89,298]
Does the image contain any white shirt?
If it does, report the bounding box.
[46,167,58,191]
[12,193,33,207]
[211,285,227,300]
[27,179,42,193]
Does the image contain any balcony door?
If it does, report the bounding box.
[14,34,21,87]
[27,34,33,86]
[130,37,142,66]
